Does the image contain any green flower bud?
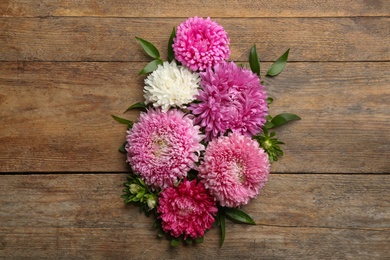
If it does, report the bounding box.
[129,184,141,194]
[146,195,157,210]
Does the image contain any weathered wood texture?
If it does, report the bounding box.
[0,0,389,258]
[1,174,389,259]
[1,17,389,62]
[1,62,389,173]
[1,0,389,17]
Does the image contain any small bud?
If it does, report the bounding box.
[146,195,157,210]
[262,139,272,150]
[129,184,141,194]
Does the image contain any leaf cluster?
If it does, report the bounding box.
[136,28,177,75]
[121,174,158,215]
[249,46,300,162]
[249,46,290,77]
[216,207,256,247]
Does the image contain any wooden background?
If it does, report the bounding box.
[1,1,389,259]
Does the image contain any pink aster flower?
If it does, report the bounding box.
[173,16,230,71]
[126,109,204,190]
[198,133,270,208]
[158,180,218,239]
[189,61,268,141]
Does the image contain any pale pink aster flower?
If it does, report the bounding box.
[189,61,268,141]
[198,133,270,208]
[126,109,204,190]
[158,180,217,239]
[173,16,230,71]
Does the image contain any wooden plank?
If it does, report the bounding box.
[1,0,389,18]
[0,17,389,62]
[1,226,388,259]
[1,62,389,173]
[1,174,389,259]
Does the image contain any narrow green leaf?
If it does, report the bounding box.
[270,113,301,128]
[124,102,147,113]
[224,208,256,225]
[168,27,176,62]
[119,142,127,154]
[220,213,226,247]
[266,97,273,105]
[266,48,290,77]
[135,37,160,59]
[170,238,180,247]
[138,59,163,75]
[249,45,260,76]
[111,115,132,125]
[263,121,274,130]
[194,237,204,244]
[127,122,133,130]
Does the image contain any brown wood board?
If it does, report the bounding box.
[1,174,389,259]
[0,1,389,258]
[1,0,389,18]
[1,62,389,173]
[1,17,389,62]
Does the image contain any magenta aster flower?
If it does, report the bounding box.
[198,133,270,208]
[189,61,268,141]
[173,16,230,71]
[126,109,204,190]
[158,180,218,239]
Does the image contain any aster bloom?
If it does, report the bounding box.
[198,133,270,208]
[144,61,200,112]
[126,109,204,190]
[189,61,268,141]
[158,180,218,239]
[117,17,300,246]
[173,16,230,71]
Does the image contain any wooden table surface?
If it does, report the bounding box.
[1,1,389,259]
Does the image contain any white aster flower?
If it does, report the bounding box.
[144,61,200,112]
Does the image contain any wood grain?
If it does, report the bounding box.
[1,62,389,173]
[1,0,389,18]
[0,1,389,258]
[1,17,389,62]
[1,174,389,259]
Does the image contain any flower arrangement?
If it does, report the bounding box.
[112,16,300,246]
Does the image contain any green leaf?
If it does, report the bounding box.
[266,97,273,105]
[194,237,204,244]
[263,121,274,130]
[220,213,226,247]
[224,208,256,225]
[170,238,180,247]
[135,37,160,59]
[249,45,260,76]
[266,48,290,77]
[124,102,147,113]
[111,115,133,125]
[138,59,163,75]
[119,142,127,154]
[168,27,176,62]
[270,113,301,128]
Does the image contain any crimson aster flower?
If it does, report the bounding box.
[173,16,230,71]
[198,133,270,208]
[126,109,204,190]
[189,61,268,141]
[158,180,218,239]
